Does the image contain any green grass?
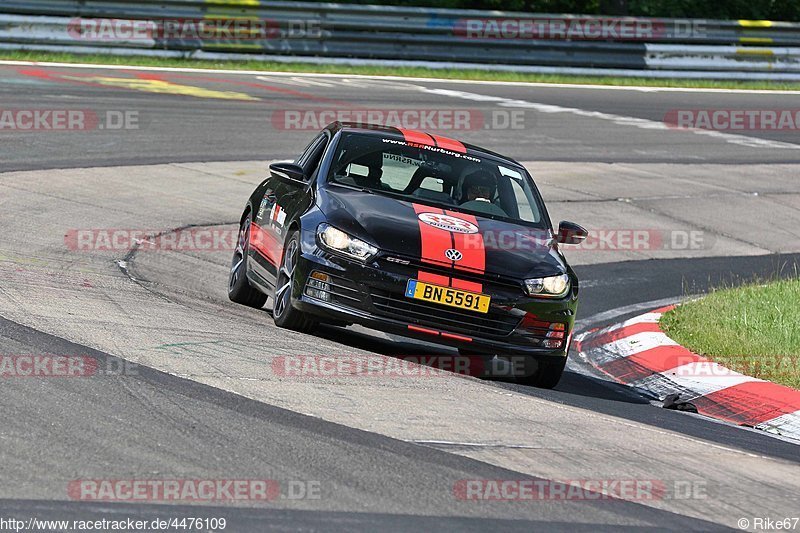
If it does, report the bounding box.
[2,50,799,91]
[660,278,800,389]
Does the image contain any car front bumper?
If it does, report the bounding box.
[290,231,578,358]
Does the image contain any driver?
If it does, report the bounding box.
[462,170,497,203]
[459,170,507,217]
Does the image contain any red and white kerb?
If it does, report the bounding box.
[576,306,800,441]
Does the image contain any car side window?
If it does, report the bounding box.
[295,134,324,166]
[304,136,329,176]
[296,134,328,175]
[496,165,540,223]
[508,176,539,223]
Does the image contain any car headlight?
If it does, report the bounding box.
[524,274,570,298]
[317,224,379,262]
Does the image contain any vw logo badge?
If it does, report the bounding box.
[445,249,463,262]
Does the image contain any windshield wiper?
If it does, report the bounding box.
[331,181,374,195]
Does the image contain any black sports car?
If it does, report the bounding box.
[228,122,587,388]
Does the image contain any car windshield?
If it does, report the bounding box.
[327,132,548,228]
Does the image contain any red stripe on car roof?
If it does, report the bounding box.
[429,134,467,154]
[395,128,468,155]
[397,128,436,147]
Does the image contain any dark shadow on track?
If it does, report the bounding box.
[124,226,800,462]
[308,320,800,462]
[314,324,650,404]
[0,317,727,532]
[303,254,800,462]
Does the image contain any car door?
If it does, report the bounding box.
[250,132,329,288]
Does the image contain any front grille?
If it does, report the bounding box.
[370,289,521,338]
[379,255,521,291]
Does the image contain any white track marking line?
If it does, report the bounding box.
[410,440,543,449]
[10,58,795,149]
[580,307,800,444]
[575,296,683,333]
[591,312,664,337]
[601,331,679,357]
[255,75,337,87]
[419,87,800,150]
[1,59,799,95]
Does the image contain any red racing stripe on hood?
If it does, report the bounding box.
[412,204,452,286]
[446,211,484,293]
[411,204,487,293]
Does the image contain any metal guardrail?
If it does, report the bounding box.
[0,1,799,79]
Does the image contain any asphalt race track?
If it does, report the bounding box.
[1,61,799,531]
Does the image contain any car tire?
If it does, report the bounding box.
[518,357,567,389]
[273,230,317,333]
[228,211,268,309]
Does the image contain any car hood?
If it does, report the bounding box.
[319,186,568,280]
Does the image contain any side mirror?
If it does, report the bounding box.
[556,221,588,245]
[270,162,308,185]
